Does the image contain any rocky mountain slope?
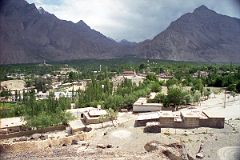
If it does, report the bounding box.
[135,5,240,63]
[0,0,129,64]
[0,0,240,64]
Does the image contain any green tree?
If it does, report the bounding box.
[184,94,193,104]
[105,108,118,127]
[236,82,240,93]
[149,93,166,103]
[139,63,146,71]
[166,78,178,88]
[98,114,106,128]
[0,90,12,98]
[68,71,79,82]
[193,90,201,103]
[35,78,49,92]
[203,88,211,99]
[214,77,223,87]
[151,82,162,92]
[192,79,204,94]
[146,73,157,81]
[167,85,187,110]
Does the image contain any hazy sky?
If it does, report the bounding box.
[26,0,240,42]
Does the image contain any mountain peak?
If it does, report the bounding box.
[195,5,208,11]
[38,7,48,14]
[135,4,240,63]
[76,20,91,30]
[193,5,215,14]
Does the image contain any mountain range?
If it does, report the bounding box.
[0,0,240,64]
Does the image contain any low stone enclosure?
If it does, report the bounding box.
[0,125,66,139]
[0,133,85,153]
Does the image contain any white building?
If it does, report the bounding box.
[133,97,162,112]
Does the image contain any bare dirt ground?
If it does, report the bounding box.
[170,119,240,160]
[200,93,240,120]
[1,119,239,160]
[0,80,26,91]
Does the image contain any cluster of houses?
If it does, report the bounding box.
[0,79,87,102]
[6,73,26,80]
[66,107,110,125]
[133,95,224,129]
[192,71,209,78]
[112,70,145,92]
[0,106,112,135]
[0,105,224,137]
[36,81,87,100]
[158,72,173,80]
[135,109,224,129]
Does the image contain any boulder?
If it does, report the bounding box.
[71,139,78,145]
[106,144,113,148]
[97,144,106,149]
[196,152,204,159]
[120,109,128,112]
[144,141,160,152]
[19,137,27,141]
[81,141,88,146]
[40,134,48,140]
[31,133,41,140]
[84,127,92,132]
[162,149,182,160]
[144,122,161,133]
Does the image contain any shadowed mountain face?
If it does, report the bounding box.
[0,1,240,64]
[135,5,240,63]
[0,0,129,64]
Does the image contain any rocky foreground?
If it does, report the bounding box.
[1,140,189,160]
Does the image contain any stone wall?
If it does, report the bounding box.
[0,133,85,153]
[159,118,174,127]
[133,104,162,112]
[183,118,199,128]
[0,125,66,139]
[135,119,159,127]
[199,118,224,128]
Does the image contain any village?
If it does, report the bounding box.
[0,62,240,160]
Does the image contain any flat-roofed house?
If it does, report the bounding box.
[133,97,162,112]
[123,70,136,76]
[83,109,109,124]
[36,91,49,100]
[201,110,225,128]
[135,109,225,129]
[159,111,175,127]
[181,110,200,128]
[68,120,85,132]
[158,73,173,80]
[66,107,95,118]
[135,112,160,126]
